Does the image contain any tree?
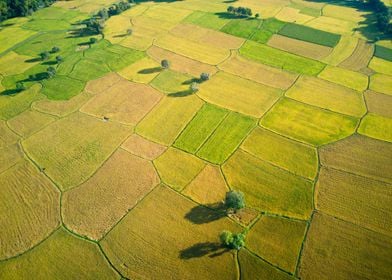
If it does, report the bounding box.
[98,8,109,20]
[161,59,170,69]
[56,55,63,64]
[51,46,60,53]
[46,66,56,79]
[89,37,98,44]
[40,51,49,61]
[200,72,210,82]
[28,74,36,81]
[126,28,133,35]
[190,82,199,92]
[225,190,245,212]
[219,230,246,250]
[255,13,260,19]
[227,6,235,13]
[16,81,25,91]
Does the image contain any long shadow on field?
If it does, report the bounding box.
[305,0,392,42]
[179,242,229,259]
[168,89,194,97]
[185,203,226,224]
[138,67,162,74]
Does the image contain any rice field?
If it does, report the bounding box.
[0,0,391,278]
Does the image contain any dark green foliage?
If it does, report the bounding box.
[16,81,25,91]
[89,37,98,44]
[51,46,60,53]
[98,8,109,20]
[161,59,170,69]
[108,1,131,16]
[219,230,246,250]
[56,55,63,64]
[85,18,105,35]
[200,72,210,81]
[367,0,391,34]
[255,13,260,19]
[225,190,245,211]
[278,23,341,47]
[374,45,392,62]
[40,51,50,61]
[0,0,56,22]
[46,66,56,79]
[227,6,252,17]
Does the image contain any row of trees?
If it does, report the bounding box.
[227,6,257,18]
[367,0,391,34]
[0,0,56,22]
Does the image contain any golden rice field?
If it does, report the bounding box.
[0,0,391,279]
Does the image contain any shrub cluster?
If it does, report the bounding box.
[219,230,246,250]
[227,6,253,17]
[0,0,56,22]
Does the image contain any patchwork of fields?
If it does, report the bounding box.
[0,0,391,279]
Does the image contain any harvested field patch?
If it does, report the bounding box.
[0,144,23,173]
[322,35,358,65]
[0,84,44,120]
[319,135,392,183]
[0,228,118,279]
[218,54,297,90]
[154,147,205,191]
[132,15,176,34]
[182,11,231,30]
[33,91,91,117]
[278,22,340,47]
[275,7,314,24]
[285,76,366,117]
[155,34,230,65]
[23,112,131,190]
[136,95,204,145]
[197,112,256,164]
[182,165,228,205]
[220,18,260,39]
[0,161,60,260]
[222,149,313,219]
[150,70,193,95]
[358,113,392,142]
[323,4,369,22]
[374,44,392,61]
[242,127,318,179]
[170,23,244,50]
[104,15,133,41]
[63,149,159,240]
[84,72,122,95]
[144,5,192,23]
[318,65,368,91]
[8,110,56,138]
[121,134,166,160]
[197,71,282,118]
[369,57,392,75]
[299,212,392,280]
[42,75,85,100]
[81,80,162,126]
[369,73,392,95]
[239,249,295,280]
[174,104,228,154]
[31,6,84,21]
[0,120,19,148]
[118,35,153,51]
[22,19,72,31]
[147,46,218,77]
[316,166,392,236]
[261,98,358,146]
[267,34,332,60]
[240,41,325,76]
[305,16,356,34]
[364,90,392,118]
[101,185,240,280]
[118,57,161,83]
[247,215,307,273]
[339,39,374,71]
[0,51,37,76]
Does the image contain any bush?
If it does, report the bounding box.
[225,190,245,212]
[16,82,25,91]
[56,55,63,64]
[161,59,170,69]
[200,72,210,81]
[89,37,98,44]
[255,13,260,19]
[219,230,246,250]
[40,51,50,61]
[190,82,199,92]
[46,66,56,79]
[51,46,60,53]
[126,28,133,35]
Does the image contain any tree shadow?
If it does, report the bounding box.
[182,78,200,85]
[214,12,239,20]
[1,89,22,96]
[138,67,162,74]
[41,61,57,66]
[179,242,229,259]
[168,89,194,97]
[113,33,129,38]
[184,203,227,224]
[25,57,41,63]
[305,0,391,42]
[223,0,238,3]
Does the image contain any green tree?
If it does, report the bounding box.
[89,37,98,44]
[126,28,133,35]
[46,66,56,79]
[255,13,260,19]
[51,46,60,53]
[16,81,25,91]
[219,230,246,250]
[225,190,245,212]
[40,51,50,61]
[200,72,210,82]
[161,59,170,69]
[56,55,63,64]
